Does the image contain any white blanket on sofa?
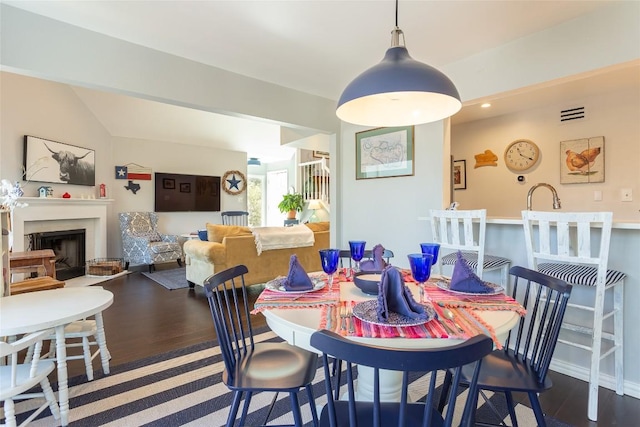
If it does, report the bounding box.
[251,225,315,255]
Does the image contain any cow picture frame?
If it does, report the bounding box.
[23,135,96,186]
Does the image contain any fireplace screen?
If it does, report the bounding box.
[30,229,86,281]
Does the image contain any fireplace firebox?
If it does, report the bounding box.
[29,229,86,281]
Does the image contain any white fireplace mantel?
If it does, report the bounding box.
[12,197,113,259]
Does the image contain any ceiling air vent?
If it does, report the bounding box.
[560,106,586,123]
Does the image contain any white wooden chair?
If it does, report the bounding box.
[44,315,111,381]
[429,209,511,286]
[521,210,626,421]
[1,329,60,427]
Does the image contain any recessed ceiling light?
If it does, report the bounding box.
[481,103,492,108]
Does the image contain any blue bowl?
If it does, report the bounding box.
[353,271,382,295]
[197,229,208,241]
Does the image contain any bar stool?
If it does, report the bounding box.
[429,209,511,286]
[521,210,625,421]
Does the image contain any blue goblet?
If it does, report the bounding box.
[419,243,440,266]
[319,249,340,290]
[348,240,366,273]
[408,253,434,303]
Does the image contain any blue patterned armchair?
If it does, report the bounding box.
[118,212,182,272]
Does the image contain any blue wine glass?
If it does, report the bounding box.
[408,253,433,303]
[319,249,340,290]
[348,240,366,273]
[419,243,440,266]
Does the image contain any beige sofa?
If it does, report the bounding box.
[183,222,330,288]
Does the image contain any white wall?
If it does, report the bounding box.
[336,121,449,270]
[451,86,640,220]
[0,72,113,200]
[0,72,250,258]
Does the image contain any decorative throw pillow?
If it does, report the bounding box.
[305,221,329,232]
[206,223,252,243]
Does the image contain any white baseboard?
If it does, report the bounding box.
[550,359,640,399]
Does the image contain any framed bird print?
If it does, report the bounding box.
[560,136,605,184]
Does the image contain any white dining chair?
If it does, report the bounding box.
[521,210,626,422]
[44,316,111,381]
[39,312,111,382]
[429,209,511,286]
[1,329,61,427]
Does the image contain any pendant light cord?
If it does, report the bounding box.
[395,0,398,27]
[391,0,403,47]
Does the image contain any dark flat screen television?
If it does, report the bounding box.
[154,172,220,212]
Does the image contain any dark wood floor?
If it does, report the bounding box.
[71,267,638,426]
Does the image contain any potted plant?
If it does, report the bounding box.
[278,193,305,219]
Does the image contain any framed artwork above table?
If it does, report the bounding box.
[355,126,414,180]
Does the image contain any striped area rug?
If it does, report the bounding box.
[11,330,574,427]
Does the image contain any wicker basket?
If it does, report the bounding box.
[86,258,123,276]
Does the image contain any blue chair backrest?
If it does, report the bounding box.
[203,265,253,377]
[310,330,493,427]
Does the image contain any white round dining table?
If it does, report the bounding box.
[0,287,114,426]
[263,280,519,401]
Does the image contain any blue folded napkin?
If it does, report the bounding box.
[449,251,494,293]
[376,266,427,322]
[283,254,314,291]
[360,244,388,272]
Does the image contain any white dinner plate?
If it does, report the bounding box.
[264,273,326,294]
[352,300,436,327]
[436,279,504,296]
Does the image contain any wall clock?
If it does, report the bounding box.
[504,139,540,171]
[221,170,247,195]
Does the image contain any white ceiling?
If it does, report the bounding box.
[5,0,637,162]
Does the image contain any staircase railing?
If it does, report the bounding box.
[299,157,330,205]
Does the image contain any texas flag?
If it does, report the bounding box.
[115,165,152,180]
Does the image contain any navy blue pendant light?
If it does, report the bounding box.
[336,0,461,126]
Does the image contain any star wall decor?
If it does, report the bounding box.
[221,170,247,195]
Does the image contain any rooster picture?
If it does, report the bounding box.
[565,146,601,174]
[560,136,605,184]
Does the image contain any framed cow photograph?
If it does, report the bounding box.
[23,136,96,186]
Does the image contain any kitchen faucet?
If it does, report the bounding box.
[527,183,561,210]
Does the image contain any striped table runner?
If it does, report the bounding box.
[319,301,506,348]
[251,271,346,314]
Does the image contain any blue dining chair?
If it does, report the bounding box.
[203,264,318,427]
[311,330,493,427]
[221,211,249,226]
[437,266,572,427]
